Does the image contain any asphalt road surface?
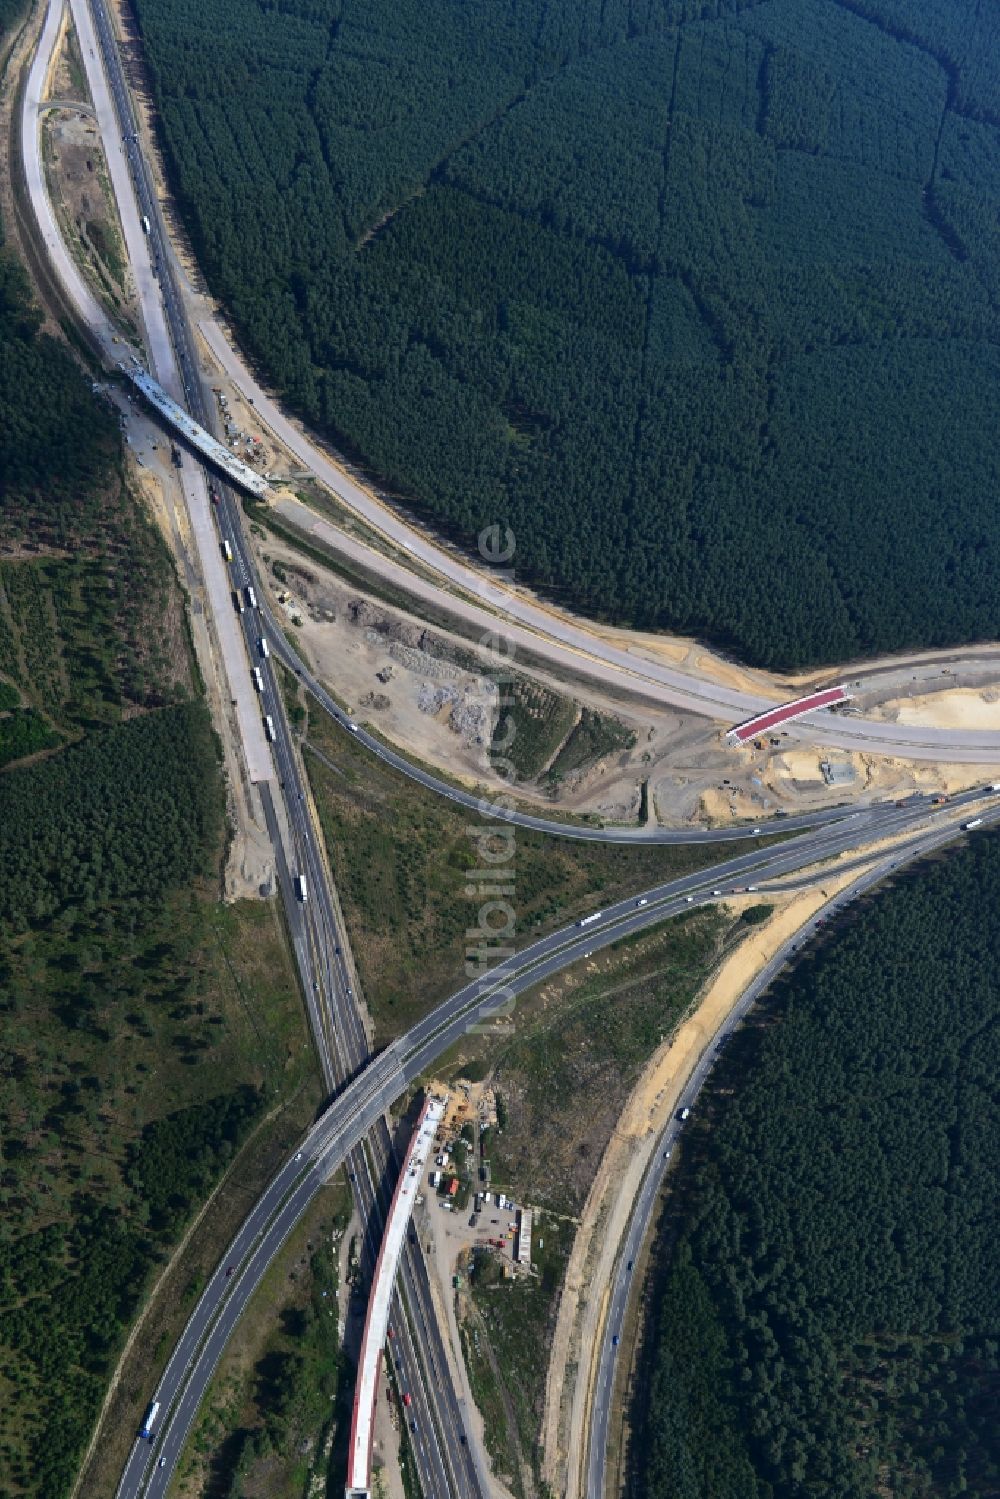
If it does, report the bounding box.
[194,315,1000,764]
[22,9,1000,1498]
[113,787,997,1497]
[582,804,1000,1499]
[48,2,483,1487]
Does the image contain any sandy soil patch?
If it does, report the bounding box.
[592,627,772,696]
[268,518,993,831]
[126,440,274,901]
[257,535,666,817]
[776,749,828,783]
[543,870,873,1499]
[698,787,730,821]
[883,687,1000,732]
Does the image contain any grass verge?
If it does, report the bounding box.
[176,1173,352,1499]
[302,701,769,1041]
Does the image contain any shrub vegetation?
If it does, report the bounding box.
[0,230,310,1498]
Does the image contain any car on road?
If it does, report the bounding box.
[612,1333,620,1346]
[685,895,694,902]
[677,1106,691,1121]
[752,826,761,834]
[636,897,648,907]
[626,1260,633,1271]
[225,1266,234,1277]
[295,1152,303,1161]
[158,1457,166,1468]
[402,1393,412,1407]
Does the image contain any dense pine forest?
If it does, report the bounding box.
[132,0,1000,666]
[0,237,311,1497]
[632,836,1000,1499]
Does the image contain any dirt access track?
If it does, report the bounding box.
[541,865,882,1499]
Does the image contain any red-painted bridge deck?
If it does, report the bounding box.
[727,686,849,743]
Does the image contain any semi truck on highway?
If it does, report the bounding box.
[140,1400,160,1439]
[252,668,264,693]
[140,214,150,234]
[221,539,233,562]
[963,818,983,830]
[295,873,308,901]
[577,911,603,928]
[245,585,258,610]
[264,715,276,742]
[259,638,270,658]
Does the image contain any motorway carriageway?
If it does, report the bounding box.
[56,0,471,1485]
[115,786,996,1497]
[32,8,1000,1491]
[196,315,1000,764]
[583,799,1000,1499]
[262,614,877,847]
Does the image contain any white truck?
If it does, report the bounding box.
[140,214,151,235]
[221,539,233,563]
[259,638,270,659]
[264,715,277,743]
[294,873,308,902]
[140,1400,160,1439]
[577,911,603,928]
[244,584,258,610]
[252,668,264,693]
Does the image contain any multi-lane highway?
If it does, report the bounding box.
[35,0,1000,770]
[581,803,1000,1499]
[109,784,999,1497]
[193,320,1000,764]
[262,608,888,846]
[19,7,1000,1499]
[30,1,480,1491]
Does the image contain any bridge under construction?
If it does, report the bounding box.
[346,1094,447,1499]
[121,364,271,499]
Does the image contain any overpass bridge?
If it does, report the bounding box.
[121,365,271,499]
